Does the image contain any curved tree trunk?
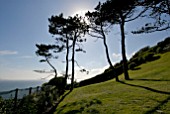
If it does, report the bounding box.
[101,27,119,81]
[120,17,130,80]
[46,58,57,78]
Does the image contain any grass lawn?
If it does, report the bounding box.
[54,52,170,114]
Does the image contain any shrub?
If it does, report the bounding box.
[132,46,150,58]
[17,95,38,114]
[136,56,144,64]
[48,77,66,88]
[47,77,66,96]
[16,85,60,114]
[128,62,137,70]
[156,47,162,53]
[143,52,154,61]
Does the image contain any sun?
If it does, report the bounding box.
[72,9,91,23]
[72,9,88,17]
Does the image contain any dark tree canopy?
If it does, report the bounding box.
[35,44,63,78]
[36,44,63,58]
[101,0,139,23]
[49,13,68,36]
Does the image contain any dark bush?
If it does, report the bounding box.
[137,56,144,64]
[132,46,150,58]
[48,77,65,85]
[164,37,170,43]
[143,52,154,61]
[156,47,162,53]
[48,77,66,96]
[128,62,137,70]
[78,64,124,87]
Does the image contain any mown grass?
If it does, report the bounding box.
[55,52,170,114]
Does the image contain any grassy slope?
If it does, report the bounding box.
[55,52,170,114]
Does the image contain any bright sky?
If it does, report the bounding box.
[0,0,170,81]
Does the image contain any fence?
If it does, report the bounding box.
[0,86,41,99]
[0,86,41,114]
[0,85,63,114]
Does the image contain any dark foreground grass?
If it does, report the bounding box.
[55,52,170,114]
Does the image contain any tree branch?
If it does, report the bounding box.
[88,33,104,39]
[45,57,58,77]
[125,7,148,22]
[132,24,170,34]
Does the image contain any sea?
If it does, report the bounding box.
[0,80,47,92]
[0,80,47,99]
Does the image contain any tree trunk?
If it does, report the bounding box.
[120,18,130,80]
[65,36,69,85]
[46,58,57,78]
[70,36,76,91]
[101,27,119,81]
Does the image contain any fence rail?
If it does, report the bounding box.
[0,86,41,99]
[0,86,42,114]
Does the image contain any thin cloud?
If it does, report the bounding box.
[0,50,18,55]
[112,53,121,59]
[112,52,136,61]
[20,56,33,59]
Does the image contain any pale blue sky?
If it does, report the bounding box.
[0,0,169,81]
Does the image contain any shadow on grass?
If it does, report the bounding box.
[119,81,170,95]
[148,55,161,62]
[144,96,170,114]
[130,78,170,82]
[119,80,170,113]
[56,98,102,114]
[131,67,141,70]
[130,55,161,71]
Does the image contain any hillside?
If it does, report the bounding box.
[55,52,170,114]
[76,37,170,87]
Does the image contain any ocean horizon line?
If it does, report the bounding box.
[0,80,47,92]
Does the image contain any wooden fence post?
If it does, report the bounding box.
[13,88,18,113]
[36,86,40,92]
[29,87,32,95]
